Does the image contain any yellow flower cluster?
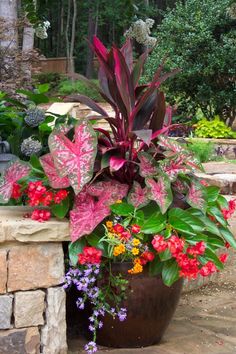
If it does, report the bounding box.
[128,259,143,274]
[131,247,139,256]
[132,238,141,246]
[115,199,123,204]
[113,244,125,257]
[106,221,113,230]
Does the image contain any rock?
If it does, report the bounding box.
[0,295,13,329]
[0,250,7,294]
[195,173,230,194]
[41,287,67,354]
[203,162,236,175]
[8,243,65,292]
[0,207,69,243]
[0,327,40,354]
[14,290,45,328]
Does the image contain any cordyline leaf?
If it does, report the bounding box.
[113,46,134,114]
[127,181,149,209]
[93,35,108,62]
[49,122,97,194]
[163,105,173,127]
[110,156,126,172]
[149,91,166,132]
[133,90,158,130]
[40,154,70,189]
[146,175,173,214]
[121,39,133,73]
[138,152,158,177]
[131,51,148,88]
[66,94,108,117]
[0,160,31,203]
[186,182,207,212]
[133,129,152,146]
[70,180,128,241]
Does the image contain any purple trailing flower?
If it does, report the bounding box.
[118,308,127,322]
[84,341,98,354]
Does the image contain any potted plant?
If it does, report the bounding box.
[0,37,235,353]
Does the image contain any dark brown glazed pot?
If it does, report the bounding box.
[96,262,183,348]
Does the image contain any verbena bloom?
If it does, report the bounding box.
[84,341,97,354]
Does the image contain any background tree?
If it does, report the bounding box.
[144,0,236,125]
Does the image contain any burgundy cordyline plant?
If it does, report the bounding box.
[1,36,236,354]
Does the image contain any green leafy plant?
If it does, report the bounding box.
[195,116,236,139]
[58,79,104,102]
[187,139,216,162]
[144,0,236,124]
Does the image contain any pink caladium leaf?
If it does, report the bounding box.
[172,178,188,194]
[138,152,158,178]
[70,180,129,241]
[127,181,149,209]
[186,182,206,212]
[146,175,173,214]
[160,156,187,181]
[158,135,186,156]
[0,160,31,203]
[40,154,70,189]
[109,156,127,172]
[49,122,97,194]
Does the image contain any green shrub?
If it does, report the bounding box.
[195,116,236,139]
[33,72,64,90]
[144,0,236,123]
[187,139,215,162]
[58,79,103,102]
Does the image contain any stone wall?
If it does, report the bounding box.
[0,207,69,354]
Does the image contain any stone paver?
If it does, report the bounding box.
[68,253,236,354]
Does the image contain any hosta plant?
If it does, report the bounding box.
[0,37,236,353]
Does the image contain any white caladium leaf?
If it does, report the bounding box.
[158,135,186,156]
[49,122,97,194]
[0,160,31,203]
[186,182,206,212]
[146,175,173,214]
[40,153,70,189]
[138,151,158,177]
[70,180,129,241]
[127,181,149,208]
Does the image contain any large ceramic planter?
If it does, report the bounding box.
[96,262,183,348]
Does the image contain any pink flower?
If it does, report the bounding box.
[186,241,206,257]
[131,224,141,234]
[78,247,102,265]
[31,209,51,222]
[140,251,155,265]
[219,253,228,263]
[167,235,184,256]
[113,224,124,234]
[199,261,217,277]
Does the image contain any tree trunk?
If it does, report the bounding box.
[86,1,96,79]
[21,22,35,82]
[0,0,18,82]
[68,0,77,74]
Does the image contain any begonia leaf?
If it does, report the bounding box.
[146,175,173,214]
[0,160,31,203]
[49,122,97,194]
[40,154,70,189]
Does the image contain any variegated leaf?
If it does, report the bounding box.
[49,122,97,194]
[160,156,187,181]
[40,154,70,189]
[0,160,31,203]
[186,182,206,212]
[138,152,158,177]
[70,180,129,241]
[172,178,188,194]
[158,135,186,156]
[127,181,149,208]
[146,175,173,214]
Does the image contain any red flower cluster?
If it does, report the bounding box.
[131,224,141,234]
[151,234,227,279]
[222,199,236,220]
[139,251,155,265]
[78,247,102,265]
[11,183,22,199]
[26,181,68,207]
[31,209,51,222]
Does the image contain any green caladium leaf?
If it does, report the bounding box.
[204,186,220,203]
[162,259,180,287]
[146,175,173,214]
